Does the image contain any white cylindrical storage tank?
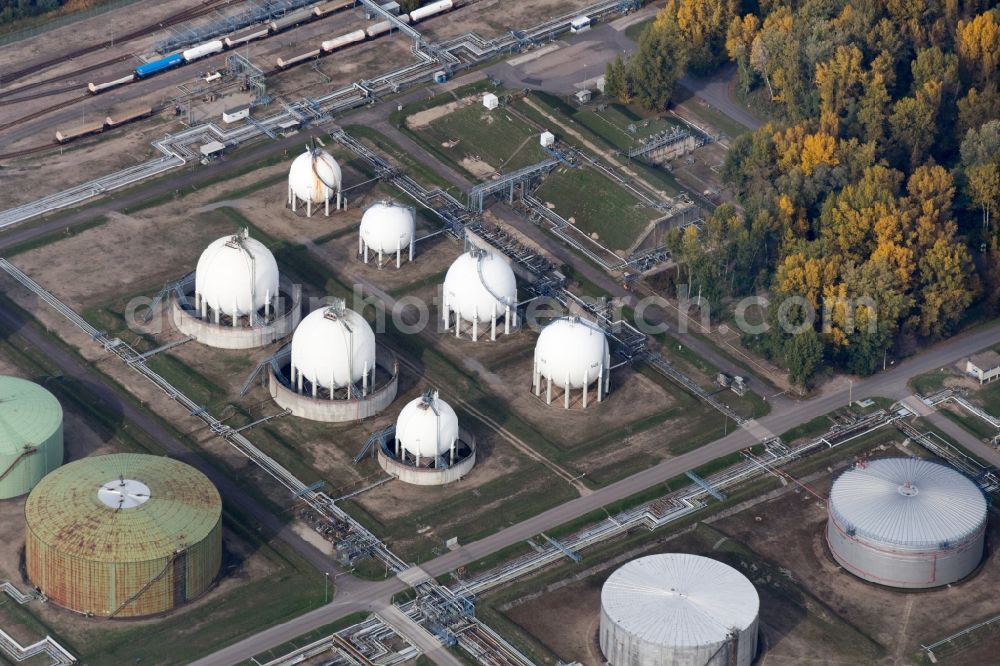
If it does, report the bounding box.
[359,201,416,268]
[195,229,279,320]
[600,554,759,666]
[442,250,517,341]
[290,304,376,392]
[395,390,459,461]
[826,457,987,588]
[288,148,343,216]
[534,316,609,408]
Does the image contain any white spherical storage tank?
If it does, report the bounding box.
[601,554,759,666]
[442,249,517,341]
[289,303,376,396]
[396,390,459,462]
[358,202,416,269]
[378,389,476,485]
[287,148,343,216]
[533,317,610,409]
[194,229,279,323]
[826,457,987,588]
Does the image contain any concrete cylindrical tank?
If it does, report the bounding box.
[827,457,987,588]
[25,453,222,617]
[0,376,63,499]
[600,554,759,666]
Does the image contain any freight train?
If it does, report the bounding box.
[88,0,456,92]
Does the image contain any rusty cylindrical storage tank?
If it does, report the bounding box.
[827,457,987,588]
[25,453,222,617]
[0,376,63,499]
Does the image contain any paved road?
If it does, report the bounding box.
[924,409,1000,468]
[192,317,1000,665]
[677,64,763,131]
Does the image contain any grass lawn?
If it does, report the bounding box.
[574,104,684,152]
[972,380,1000,415]
[535,166,658,252]
[409,102,549,179]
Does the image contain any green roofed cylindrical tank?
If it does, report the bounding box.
[25,453,222,618]
[0,376,63,499]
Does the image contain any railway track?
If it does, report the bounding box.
[0,0,235,86]
[0,95,88,134]
[0,55,134,100]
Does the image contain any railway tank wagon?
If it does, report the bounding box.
[24,453,222,618]
[826,457,988,588]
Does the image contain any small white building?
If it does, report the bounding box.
[222,105,250,123]
[483,92,499,110]
[570,15,591,32]
[575,89,592,104]
[540,131,555,148]
[967,350,1000,384]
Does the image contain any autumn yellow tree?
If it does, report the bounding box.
[957,12,1000,85]
[967,162,1000,235]
[726,14,759,93]
[815,46,865,131]
[667,0,739,74]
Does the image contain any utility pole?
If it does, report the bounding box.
[324,571,329,603]
[848,379,853,407]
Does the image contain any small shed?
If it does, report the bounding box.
[967,351,1000,384]
[483,93,499,110]
[540,131,555,148]
[575,89,592,104]
[200,141,226,158]
[570,15,591,32]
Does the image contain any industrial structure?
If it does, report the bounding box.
[0,376,63,499]
[533,316,610,409]
[358,201,416,269]
[827,457,988,588]
[442,249,517,341]
[270,300,398,421]
[288,146,343,216]
[24,453,222,618]
[377,390,476,485]
[172,228,302,349]
[600,554,759,666]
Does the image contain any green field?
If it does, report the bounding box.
[408,101,550,179]
[535,165,658,252]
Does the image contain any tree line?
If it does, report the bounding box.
[611,0,1000,386]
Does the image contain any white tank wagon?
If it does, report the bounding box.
[826,457,987,588]
[171,228,302,349]
[377,390,476,485]
[409,0,452,22]
[182,40,224,62]
[365,14,411,39]
[321,29,366,52]
[358,201,415,268]
[533,316,610,409]
[601,554,759,666]
[287,147,343,215]
[269,301,398,422]
[442,249,517,341]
